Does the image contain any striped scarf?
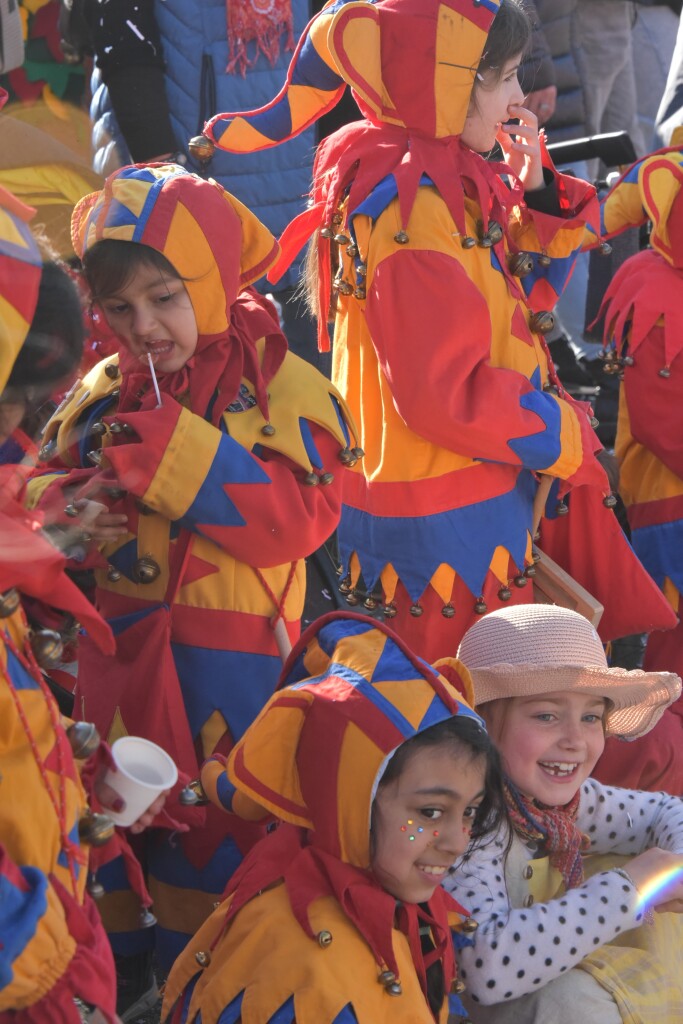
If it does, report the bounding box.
[503,779,589,889]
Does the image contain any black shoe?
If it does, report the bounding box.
[115,951,160,1023]
[547,335,596,387]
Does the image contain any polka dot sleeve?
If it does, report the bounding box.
[577,779,683,854]
[443,826,644,1005]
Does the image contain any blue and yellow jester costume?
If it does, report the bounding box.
[0,172,118,1019]
[32,163,357,966]
[192,0,674,660]
[161,612,486,1024]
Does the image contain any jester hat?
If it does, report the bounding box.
[204,611,483,870]
[0,185,42,395]
[71,163,286,421]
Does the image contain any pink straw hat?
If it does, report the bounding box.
[457,605,681,740]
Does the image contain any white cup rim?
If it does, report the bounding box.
[111,736,178,789]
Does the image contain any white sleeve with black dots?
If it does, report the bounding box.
[577,778,683,854]
[442,827,643,1006]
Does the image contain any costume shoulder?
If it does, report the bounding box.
[163,884,438,1024]
[223,342,358,474]
[39,356,122,468]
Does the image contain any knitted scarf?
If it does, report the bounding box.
[503,779,589,890]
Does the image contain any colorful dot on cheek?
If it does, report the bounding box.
[400,826,407,832]
[433,831,439,837]
[417,827,424,833]
[407,820,413,825]
[409,835,415,841]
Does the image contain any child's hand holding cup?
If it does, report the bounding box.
[100,736,178,831]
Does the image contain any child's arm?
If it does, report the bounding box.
[444,826,645,1006]
[578,777,683,856]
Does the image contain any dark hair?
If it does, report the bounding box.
[82,239,182,302]
[377,714,507,845]
[5,261,84,399]
[477,0,531,82]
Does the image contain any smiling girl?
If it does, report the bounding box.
[160,612,505,1024]
[445,604,683,1022]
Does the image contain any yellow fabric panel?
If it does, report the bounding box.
[148,877,218,937]
[434,6,487,138]
[328,6,391,123]
[142,406,220,518]
[200,709,229,758]
[163,201,229,337]
[0,290,30,389]
[96,888,147,934]
[24,471,61,510]
[431,563,456,605]
[662,577,680,613]
[616,388,683,507]
[43,357,121,468]
[542,394,584,481]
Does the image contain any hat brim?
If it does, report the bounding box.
[471,664,681,740]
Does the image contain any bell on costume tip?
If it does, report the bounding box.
[78,811,115,846]
[66,721,101,759]
[188,134,216,164]
[132,556,161,584]
[86,876,105,900]
[0,588,20,618]
[179,779,209,806]
[30,629,64,669]
[139,907,157,928]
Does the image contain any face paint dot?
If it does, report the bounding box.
[407,820,413,825]
[409,835,415,841]
[400,826,407,832]
[433,831,439,837]
[417,827,424,833]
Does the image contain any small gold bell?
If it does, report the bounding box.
[498,586,511,601]
[386,981,403,996]
[109,421,124,435]
[357,262,367,278]
[66,721,101,759]
[524,564,537,579]
[337,280,353,296]
[87,876,105,900]
[39,440,57,462]
[319,472,335,486]
[317,930,333,948]
[461,236,476,249]
[461,916,479,933]
[107,566,122,582]
[598,241,613,256]
[304,472,319,486]
[90,421,106,436]
[31,629,64,669]
[474,598,487,614]
[538,253,552,268]
[555,501,569,517]
[508,252,534,277]
[543,383,560,395]
[378,970,396,985]
[320,226,334,239]
[354,286,366,300]
[104,362,120,380]
[345,591,361,606]
[334,232,350,245]
[532,549,541,564]
[382,602,397,618]
[394,230,409,245]
[513,575,528,589]
[87,450,105,467]
[78,811,115,846]
[659,366,671,379]
[590,415,599,429]
[409,603,423,617]
[261,423,276,436]
[132,556,161,584]
[346,243,358,257]
[603,494,617,508]
[0,589,20,618]
[529,310,555,335]
[622,355,634,366]
[364,596,380,610]
[339,576,352,594]
[188,134,216,164]
[179,779,209,806]
[337,447,354,465]
[64,503,80,518]
[451,978,467,994]
[351,446,365,460]
[441,603,455,618]
[486,220,504,245]
[139,907,157,928]
[195,950,212,968]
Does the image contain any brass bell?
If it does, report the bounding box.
[357,262,367,278]
[478,233,494,249]
[598,241,613,256]
[87,876,105,900]
[332,212,343,227]
[603,494,617,508]
[382,602,397,618]
[78,811,115,846]
[659,366,672,379]
[188,134,216,164]
[90,421,106,436]
[461,236,476,249]
[0,588,20,618]
[346,242,358,257]
[532,548,541,564]
[364,596,380,610]
[334,232,350,246]
[498,586,511,601]
[508,252,534,277]
[64,503,80,518]
[179,779,209,806]
[304,472,319,486]
[622,355,634,366]
[441,603,455,618]
[109,421,124,435]
[543,383,559,395]
[513,575,528,589]
[139,907,157,928]
[132,556,161,584]
[104,362,120,380]
[385,982,403,996]
[39,439,57,462]
[338,447,354,465]
[320,226,334,239]
[195,950,211,968]
[354,286,366,300]
[555,501,569,516]
[351,446,365,460]
[337,280,353,296]
[394,230,409,245]
[486,220,504,245]
[66,721,101,759]
[409,603,423,617]
[451,978,467,994]
[524,564,536,579]
[461,916,479,933]
[31,629,64,669]
[339,576,352,594]
[107,566,122,582]
[87,450,105,467]
[529,310,555,335]
[345,591,361,606]
[317,930,333,948]
[378,970,396,985]
[319,472,334,486]
[474,598,487,614]
[261,423,276,436]
[538,253,552,268]
[590,415,599,429]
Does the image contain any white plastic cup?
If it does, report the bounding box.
[104,736,178,827]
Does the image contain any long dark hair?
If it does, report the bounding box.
[477,0,531,82]
[377,714,507,845]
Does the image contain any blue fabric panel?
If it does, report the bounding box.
[330,394,351,446]
[56,820,82,876]
[107,538,143,583]
[518,250,578,301]
[7,647,41,691]
[298,417,322,469]
[77,396,116,466]
[108,926,155,956]
[338,471,535,599]
[269,995,296,1024]
[507,386,562,470]
[216,772,237,811]
[322,661,416,739]
[177,434,269,532]
[149,829,243,893]
[291,23,344,90]
[171,644,281,742]
[104,604,161,636]
[631,519,683,593]
[370,637,433,683]
[315,616,376,658]
[418,692,484,732]
[0,866,47,989]
[216,991,244,1024]
[332,1006,359,1024]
